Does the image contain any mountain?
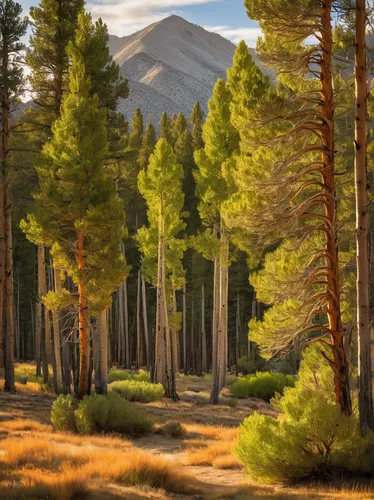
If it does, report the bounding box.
[109,15,270,125]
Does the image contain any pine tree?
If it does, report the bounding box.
[195,78,239,403]
[21,50,128,398]
[190,101,204,151]
[26,0,84,134]
[139,123,156,170]
[66,11,129,148]
[138,139,185,399]
[0,0,27,392]
[160,111,172,144]
[243,0,353,415]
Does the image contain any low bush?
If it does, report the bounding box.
[157,421,186,438]
[51,393,153,436]
[109,380,164,402]
[237,356,266,375]
[231,372,294,401]
[235,346,374,483]
[108,368,150,383]
[50,394,77,432]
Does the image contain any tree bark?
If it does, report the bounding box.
[94,309,108,395]
[354,0,374,432]
[3,186,14,391]
[136,269,142,369]
[182,283,187,374]
[320,1,352,416]
[52,269,63,393]
[77,231,90,399]
[38,244,49,383]
[201,282,207,373]
[141,272,150,369]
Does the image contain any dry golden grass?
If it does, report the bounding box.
[184,422,239,441]
[0,380,41,393]
[0,418,52,433]
[0,437,88,469]
[186,439,237,467]
[0,435,200,498]
[212,454,242,470]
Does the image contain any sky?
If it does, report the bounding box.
[19,0,262,47]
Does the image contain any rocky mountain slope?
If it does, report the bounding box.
[109,15,269,124]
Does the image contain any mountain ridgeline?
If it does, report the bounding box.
[108,15,270,124]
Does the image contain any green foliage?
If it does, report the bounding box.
[50,394,77,432]
[231,372,294,402]
[21,44,128,313]
[109,380,165,402]
[108,369,150,383]
[235,347,374,482]
[51,393,153,435]
[158,421,186,438]
[227,397,238,408]
[237,355,266,375]
[190,100,204,150]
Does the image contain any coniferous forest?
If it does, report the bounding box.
[0,0,374,497]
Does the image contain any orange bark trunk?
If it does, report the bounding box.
[320,1,352,415]
[77,231,90,399]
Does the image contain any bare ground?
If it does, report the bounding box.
[0,381,372,499]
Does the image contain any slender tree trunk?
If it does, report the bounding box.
[172,291,179,375]
[38,245,49,383]
[182,283,187,374]
[136,269,142,369]
[141,272,150,369]
[3,186,14,391]
[154,216,166,384]
[235,291,240,377]
[210,244,220,403]
[354,0,374,432]
[201,282,207,373]
[318,2,352,415]
[77,231,90,399]
[0,184,5,371]
[94,309,108,395]
[52,270,63,393]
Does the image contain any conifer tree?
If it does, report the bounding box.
[26,0,84,134]
[160,111,172,144]
[0,0,27,392]
[139,123,156,170]
[138,139,185,399]
[242,0,353,414]
[190,101,204,151]
[21,49,127,398]
[195,78,239,403]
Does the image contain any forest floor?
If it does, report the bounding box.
[0,371,373,499]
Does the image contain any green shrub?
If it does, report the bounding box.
[227,397,238,408]
[237,356,266,375]
[235,346,374,483]
[51,393,153,436]
[108,369,150,383]
[50,394,77,432]
[75,394,110,434]
[231,372,294,401]
[105,392,153,435]
[158,421,186,438]
[109,380,165,402]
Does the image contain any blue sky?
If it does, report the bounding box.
[19,0,261,46]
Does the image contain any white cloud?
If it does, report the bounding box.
[203,25,262,47]
[87,0,219,36]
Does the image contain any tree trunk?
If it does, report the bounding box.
[141,272,150,369]
[3,186,14,391]
[201,282,207,373]
[94,309,108,395]
[354,0,374,432]
[182,283,187,374]
[38,245,49,383]
[320,1,352,416]
[52,270,63,393]
[136,269,142,369]
[236,291,240,376]
[210,250,220,404]
[77,231,90,399]
[0,184,5,371]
